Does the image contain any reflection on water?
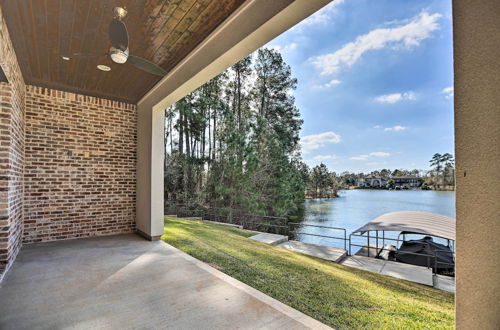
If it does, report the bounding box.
[296,190,455,249]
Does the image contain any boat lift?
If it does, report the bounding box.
[348,211,456,275]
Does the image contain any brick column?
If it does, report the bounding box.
[0,6,25,281]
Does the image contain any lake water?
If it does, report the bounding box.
[295,190,455,250]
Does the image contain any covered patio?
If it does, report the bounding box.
[0,1,334,328]
[0,0,498,329]
[0,234,327,329]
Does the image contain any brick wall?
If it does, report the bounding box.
[23,86,137,243]
[0,6,25,281]
[0,6,139,281]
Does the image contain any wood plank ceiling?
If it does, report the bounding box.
[1,0,246,103]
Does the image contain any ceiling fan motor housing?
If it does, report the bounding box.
[113,7,127,20]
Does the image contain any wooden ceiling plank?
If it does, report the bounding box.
[142,1,184,61]
[68,1,93,87]
[143,0,178,48]
[76,0,107,89]
[57,0,75,85]
[18,1,42,79]
[90,55,119,100]
[29,77,135,103]
[142,0,170,36]
[126,0,158,57]
[113,0,189,97]
[112,61,159,101]
[149,0,197,65]
[137,75,162,101]
[2,1,34,80]
[31,1,52,81]
[160,1,244,72]
[45,0,61,83]
[153,0,218,65]
[81,1,121,95]
[151,0,204,64]
[62,0,81,87]
[123,1,229,102]
[121,0,242,101]
[97,0,154,101]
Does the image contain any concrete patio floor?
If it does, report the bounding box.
[0,234,329,330]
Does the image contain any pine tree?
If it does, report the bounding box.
[164,48,305,218]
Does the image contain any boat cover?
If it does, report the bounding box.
[396,236,455,271]
[352,211,455,240]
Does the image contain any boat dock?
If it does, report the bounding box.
[248,232,455,292]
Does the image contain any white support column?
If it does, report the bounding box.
[136,99,164,240]
[454,0,500,327]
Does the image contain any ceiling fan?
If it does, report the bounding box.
[60,7,167,77]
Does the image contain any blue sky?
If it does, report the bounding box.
[267,0,454,173]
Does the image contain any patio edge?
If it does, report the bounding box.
[159,240,333,330]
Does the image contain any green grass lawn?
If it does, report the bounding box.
[162,217,454,329]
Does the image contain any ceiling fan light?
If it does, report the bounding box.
[97,65,111,72]
[110,47,129,64]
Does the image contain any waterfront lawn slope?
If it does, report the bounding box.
[163,217,454,329]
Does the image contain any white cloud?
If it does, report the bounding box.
[301,131,341,154]
[350,151,390,160]
[310,11,441,75]
[313,155,337,161]
[350,155,369,161]
[313,79,341,89]
[375,92,416,104]
[384,125,407,131]
[442,86,454,99]
[374,125,408,131]
[269,42,298,54]
[299,0,345,26]
[370,151,390,157]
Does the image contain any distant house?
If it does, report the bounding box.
[357,175,423,189]
[392,176,423,188]
[357,175,388,188]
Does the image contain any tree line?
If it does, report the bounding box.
[164,48,306,217]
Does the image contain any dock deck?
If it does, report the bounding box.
[249,233,288,246]
[276,241,347,263]
[354,244,383,257]
[340,255,434,286]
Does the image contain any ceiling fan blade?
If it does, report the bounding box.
[127,55,167,76]
[59,53,108,59]
[109,19,129,51]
